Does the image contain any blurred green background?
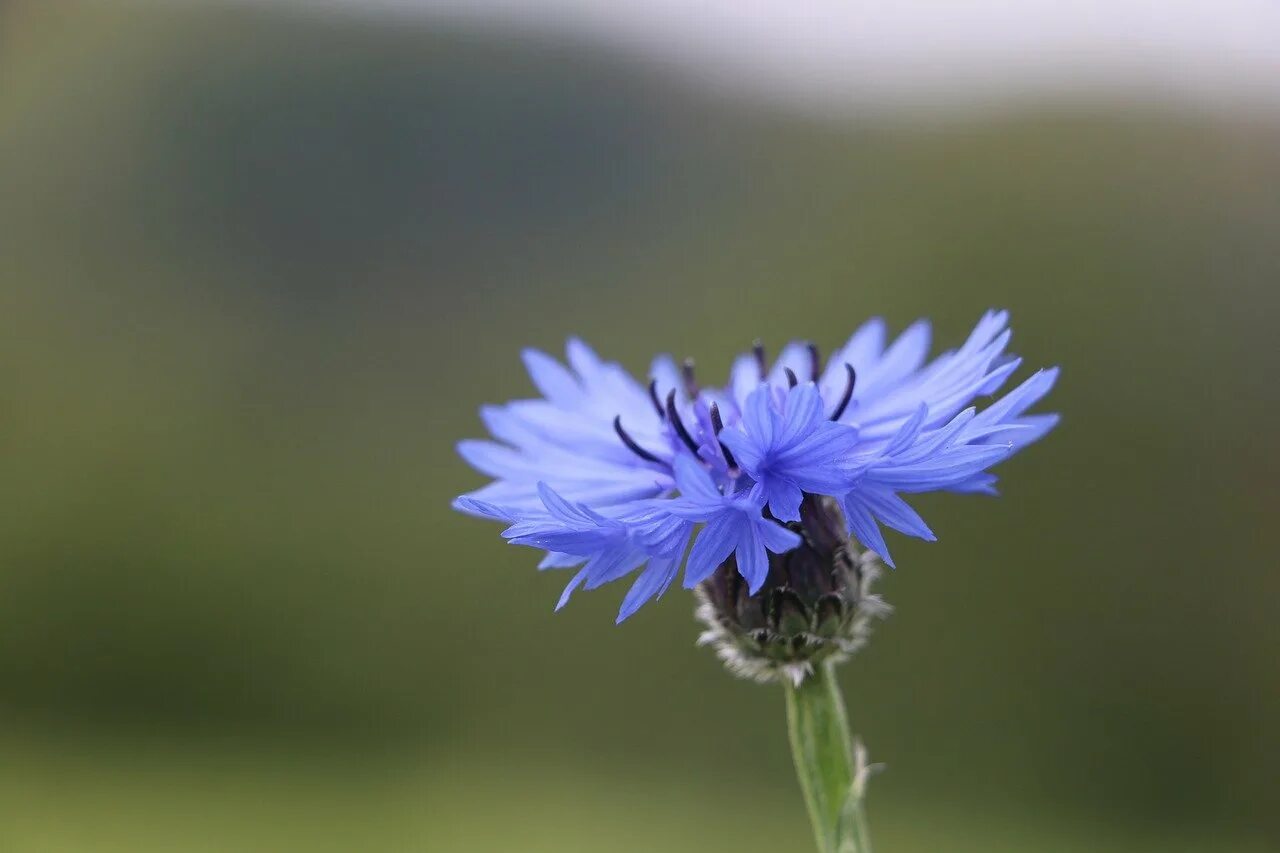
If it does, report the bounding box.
[1,2,1278,850]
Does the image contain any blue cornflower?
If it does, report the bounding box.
[454,310,1057,622]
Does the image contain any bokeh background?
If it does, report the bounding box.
[2,2,1278,850]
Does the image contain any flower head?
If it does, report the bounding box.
[454,310,1057,623]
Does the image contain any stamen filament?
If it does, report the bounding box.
[829,364,857,421]
[665,390,702,456]
[752,340,767,378]
[682,357,699,397]
[806,342,822,380]
[613,415,662,463]
[709,402,739,472]
[647,379,664,417]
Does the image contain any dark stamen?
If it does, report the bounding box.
[806,342,822,380]
[647,379,664,417]
[829,364,857,421]
[614,415,662,463]
[752,339,767,378]
[709,402,739,471]
[784,367,799,388]
[665,390,701,456]
[681,357,698,397]
[709,402,726,434]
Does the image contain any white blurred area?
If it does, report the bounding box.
[258,0,1280,116]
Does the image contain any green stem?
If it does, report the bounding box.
[784,662,872,853]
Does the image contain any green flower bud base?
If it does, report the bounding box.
[694,495,890,686]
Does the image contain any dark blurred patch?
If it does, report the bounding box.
[139,26,720,295]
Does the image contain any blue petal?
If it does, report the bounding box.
[451,495,515,521]
[555,567,590,611]
[735,522,770,593]
[537,482,606,525]
[649,354,684,404]
[758,519,803,553]
[741,386,775,448]
[872,320,931,387]
[716,428,761,473]
[764,478,804,522]
[859,486,935,541]
[883,404,928,456]
[634,512,692,557]
[840,496,896,568]
[772,423,863,494]
[538,551,583,570]
[948,472,1000,495]
[522,348,582,406]
[767,341,814,387]
[582,548,647,589]
[671,453,724,506]
[830,317,887,375]
[456,440,527,479]
[873,444,1012,492]
[1007,413,1059,449]
[730,353,761,408]
[616,557,680,622]
[684,513,740,587]
[565,337,602,378]
[778,383,824,447]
